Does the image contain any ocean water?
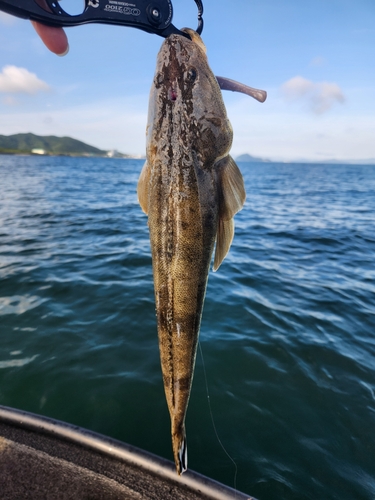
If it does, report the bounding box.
[0,155,374,500]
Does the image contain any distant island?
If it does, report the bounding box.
[2,135,373,164]
[235,153,271,163]
[235,153,375,165]
[0,133,131,158]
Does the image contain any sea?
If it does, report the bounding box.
[0,154,374,500]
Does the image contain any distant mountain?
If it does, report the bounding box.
[235,153,375,165]
[235,153,270,163]
[0,133,107,156]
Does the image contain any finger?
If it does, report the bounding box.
[32,21,69,56]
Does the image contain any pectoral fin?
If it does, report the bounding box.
[214,218,235,272]
[137,161,150,214]
[213,155,246,271]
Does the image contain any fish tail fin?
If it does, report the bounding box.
[172,425,187,475]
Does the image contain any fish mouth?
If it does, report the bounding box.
[168,87,178,101]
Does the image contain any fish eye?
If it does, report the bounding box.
[155,73,164,86]
[186,67,197,83]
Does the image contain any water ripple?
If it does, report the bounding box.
[0,157,375,500]
[0,354,39,369]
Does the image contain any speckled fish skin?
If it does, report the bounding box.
[137,28,246,475]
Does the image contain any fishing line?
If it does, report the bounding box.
[198,341,238,495]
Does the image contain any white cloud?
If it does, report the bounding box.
[281,76,345,114]
[309,56,327,67]
[283,76,315,97]
[0,65,50,95]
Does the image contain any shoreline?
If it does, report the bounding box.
[0,151,145,159]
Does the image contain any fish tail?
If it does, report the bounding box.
[172,424,187,475]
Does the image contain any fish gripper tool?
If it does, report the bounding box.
[0,0,204,39]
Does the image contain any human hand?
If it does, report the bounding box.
[32,21,69,56]
[31,0,68,55]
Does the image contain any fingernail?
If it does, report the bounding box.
[57,44,70,57]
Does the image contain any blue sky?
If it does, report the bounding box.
[1,0,374,161]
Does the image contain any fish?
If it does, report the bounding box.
[137,28,266,475]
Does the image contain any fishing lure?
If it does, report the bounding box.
[0,0,203,39]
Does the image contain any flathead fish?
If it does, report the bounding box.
[138,28,266,475]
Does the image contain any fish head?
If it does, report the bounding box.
[147,28,233,167]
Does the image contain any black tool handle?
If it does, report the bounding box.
[0,0,189,38]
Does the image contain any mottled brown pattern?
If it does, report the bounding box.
[137,29,246,475]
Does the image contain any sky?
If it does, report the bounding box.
[1,0,375,162]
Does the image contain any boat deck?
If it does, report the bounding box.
[0,405,255,500]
